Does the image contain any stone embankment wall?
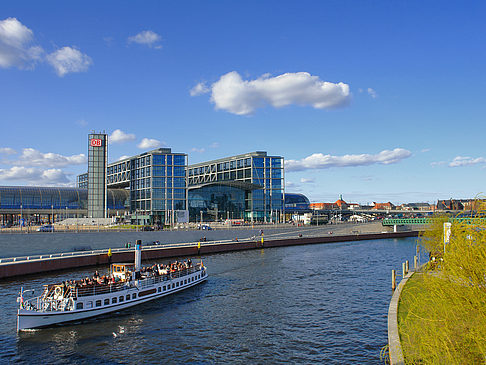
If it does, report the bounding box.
[0,230,419,280]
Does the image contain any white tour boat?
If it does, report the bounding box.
[17,240,207,331]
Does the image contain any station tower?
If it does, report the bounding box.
[87,132,108,218]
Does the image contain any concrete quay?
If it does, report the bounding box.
[0,226,419,280]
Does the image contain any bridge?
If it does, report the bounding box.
[382,217,486,226]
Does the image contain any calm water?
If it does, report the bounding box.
[0,236,420,364]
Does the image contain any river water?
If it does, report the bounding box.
[0,235,421,364]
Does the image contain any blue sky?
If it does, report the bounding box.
[1,1,485,204]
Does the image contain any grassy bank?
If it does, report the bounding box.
[397,216,486,363]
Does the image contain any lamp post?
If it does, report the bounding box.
[51,205,54,233]
[20,204,23,233]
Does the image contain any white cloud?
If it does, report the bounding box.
[128,30,162,48]
[0,17,92,77]
[190,82,209,96]
[117,155,131,161]
[286,148,412,172]
[16,148,86,167]
[195,71,350,115]
[46,46,92,76]
[449,156,486,167]
[0,166,70,185]
[367,88,377,98]
[300,178,314,183]
[0,147,16,155]
[138,138,162,149]
[191,147,205,153]
[109,129,136,144]
[0,17,43,69]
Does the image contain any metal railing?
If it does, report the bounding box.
[2,222,385,264]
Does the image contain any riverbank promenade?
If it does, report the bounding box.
[0,221,420,279]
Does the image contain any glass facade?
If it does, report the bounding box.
[87,133,108,218]
[188,152,284,222]
[0,187,129,210]
[188,184,247,221]
[78,147,187,225]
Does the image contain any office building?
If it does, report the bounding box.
[187,151,284,222]
[78,148,187,225]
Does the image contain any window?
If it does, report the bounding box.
[86,301,93,309]
[172,283,175,289]
[174,155,185,165]
[173,166,185,176]
[104,299,109,305]
[173,177,185,187]
[158,287,161,292]
[119,296,124,302]
[163,285,166,291]
[167,155,172,165]
[152,155,164,165]
[126,294,131,301]
[132,293,137,299]
[112,297,117,304]
[184,279,187,284]
[96,300,102,307]
[76,302,83,310]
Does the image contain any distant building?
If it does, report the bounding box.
[334,195,348,209]
[372,202,395,210]
[310,202,336,210]
[310,195,351,210]
[436,199,482,211]
[436,199,464,211]
[400,203,433,211]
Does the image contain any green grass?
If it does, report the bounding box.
[397,211,486,364]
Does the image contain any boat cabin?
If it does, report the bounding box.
[111,263,134,281]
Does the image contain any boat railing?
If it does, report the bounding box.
[137,265,202,288]
[22,295,75,312]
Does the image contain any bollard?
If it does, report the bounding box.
[406,260,409,273]
[402,262,407,277]
[414,255,418,270]
[392,269,396,291]
[197,241,201,255]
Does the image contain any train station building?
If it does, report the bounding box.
[0,133,287,226]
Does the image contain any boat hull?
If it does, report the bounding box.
[18,270,207,331]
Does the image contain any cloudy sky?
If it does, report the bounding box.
[1,1,485,204]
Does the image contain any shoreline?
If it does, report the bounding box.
[0,229,419,280]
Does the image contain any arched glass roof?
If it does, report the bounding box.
[0,186,129,210]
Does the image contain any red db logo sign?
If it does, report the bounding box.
[90,139,102,147]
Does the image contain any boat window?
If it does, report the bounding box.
[163,286,166,291]
[172,283,175,289]
[112,297,117,304]
[96,300,102,307]
[126,294,130,300]
[158,287,161,292]
[119,296,124,302]
[87,301,93,309]
[76,302,83,310]
[184,279,187,284]
[132,293,137,299]
[104,299,109,305]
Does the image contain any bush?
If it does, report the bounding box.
[399,208,486,363]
